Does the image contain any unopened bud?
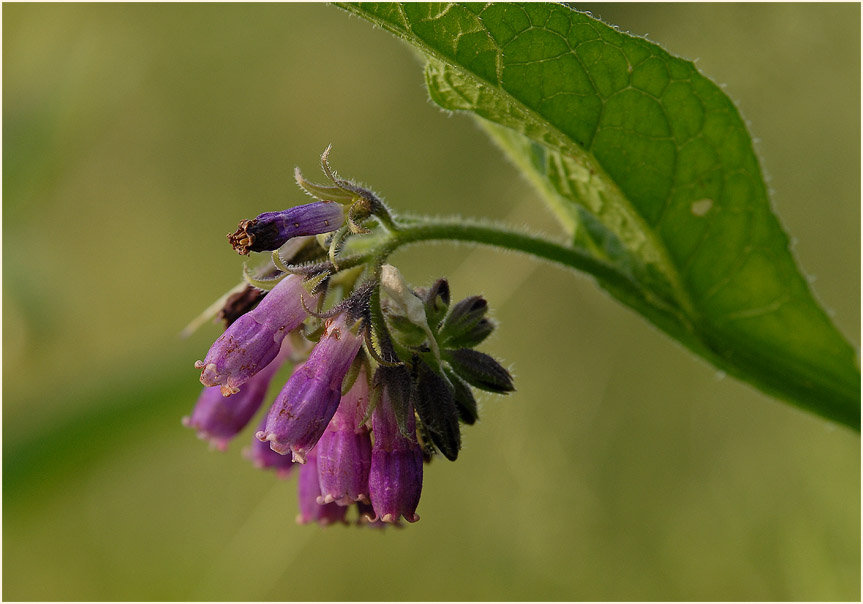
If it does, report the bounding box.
[444,348,514,394]
[439,296,493,347]
[421,278,450,328]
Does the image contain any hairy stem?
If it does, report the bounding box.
[380,216,637,291]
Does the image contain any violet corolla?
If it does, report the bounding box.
[194,273,316,396]
[256,312,364,463]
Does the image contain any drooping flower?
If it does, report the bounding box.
[228,201,345,255]
[186,151,520,529]
[369,370,423,524]
[316,368,372,505]
[256,312,363,462]
[195,274,317,396]
[295,447,348,526]
[183,339,292,451]
[184,338,292,450]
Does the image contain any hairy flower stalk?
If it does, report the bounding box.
[186,148,516,528]
[256,312,364,463]
[195,273,317,396]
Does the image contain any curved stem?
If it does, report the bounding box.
[366,215,653,310]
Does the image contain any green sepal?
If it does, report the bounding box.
[387,313,429,348]
[444,348,514,394]
[439,295,490,347]
[293,146,357,203]
[414,411,439,458]
[341,349,367,396]
[302,271,330,296]
[374,365,415,440]
[443,366,479,425]
[242,263,285,291]
[360,379,381,428]
[422,278,450,329]
[413,361,461,461]
[302,321,326,344]
[443,318,495,349]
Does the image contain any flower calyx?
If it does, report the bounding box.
[295,146,397,233]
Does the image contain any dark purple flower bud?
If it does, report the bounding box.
[444,348,514,394]
[443,366,479,425]
[296,447,348,526]
[420,278,450,328]
[196,274,315,396]
[184,339,291,450]
[257,313,363,463]
[245,417,297,479]
[369,385,423,524]
[316,368,372,505]
[414,361,461,461]
[228,201,345,255]
[439,295,494,348]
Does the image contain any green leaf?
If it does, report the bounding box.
[335,3,859,428]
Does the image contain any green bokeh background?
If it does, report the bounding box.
[3,3,859,601]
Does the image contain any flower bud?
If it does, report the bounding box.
[444,348,514,394]
[439,295,494,348]
[228,201,345,255]
[443,366,479,425]
[414,361,461,461]
[380,264,439,359]
[421,278,450,328]
[380,264,429,333]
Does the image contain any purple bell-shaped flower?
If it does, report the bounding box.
[316,368,372,506]
[185,338,292,450]
[296,447,348,526]
[256,312,363,463]
[369,382,423,524]
[195,274,317,396]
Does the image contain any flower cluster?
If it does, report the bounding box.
[185,149,513,527]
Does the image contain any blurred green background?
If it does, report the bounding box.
[3,3,860,601]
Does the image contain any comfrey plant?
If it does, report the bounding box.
[186,148,514,526]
